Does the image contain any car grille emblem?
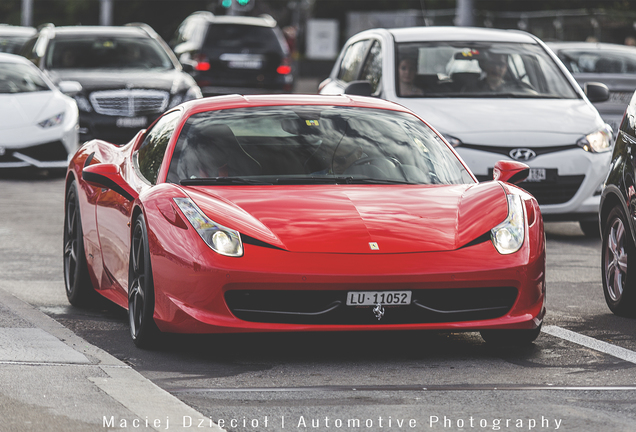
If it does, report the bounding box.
[509,148,537,161]
[373,303,385,320]
[369,242,379,250]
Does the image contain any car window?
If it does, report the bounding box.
[0,61,50,93]
[45,36,174,70]
[0,35,31,54]
[337,40,371,83]
[360,40,383,94]
[167,106,474,185]
[203,24,285,55]
[557,49,636,74]
[396,42,579,99]
[136,111,181,184]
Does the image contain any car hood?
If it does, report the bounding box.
[0,91,61,130]
[398,98,604,146]
[184,182,508,254]
[47,69,183,92]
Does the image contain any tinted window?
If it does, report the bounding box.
[396,42,578,99]
[0,36,31,54]
[337,40,371,83]
[203,24,284,54]
[137,111,181,184]
[45,36,174,70]
[167,106,473,185]
[0,61,50,93]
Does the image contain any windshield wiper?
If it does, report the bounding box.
[180,177,273,186]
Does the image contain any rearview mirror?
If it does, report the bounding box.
[344,81,373,97]
[493,160,529,184]
[584,82,610,103]
[82,163,138,201]
[58,80,82,96]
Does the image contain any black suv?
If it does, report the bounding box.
[20,24,201,144]
[600,91,636,317]
[170,12,292,96]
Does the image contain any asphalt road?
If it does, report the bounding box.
[1,171,636,432]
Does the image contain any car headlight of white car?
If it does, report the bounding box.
[38,112,65,128]
[173,197,243,257]
[577,124,613,153]
[491,194,525,255]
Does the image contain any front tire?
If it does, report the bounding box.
[480,325,542,345]
[63,181,95,306]
[601,206,636,316]
[128,213,161,348]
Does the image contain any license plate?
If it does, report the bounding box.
[346,291,412,306]
[228,60,262,69]
[116,117,147,128]
[525,168,546,182]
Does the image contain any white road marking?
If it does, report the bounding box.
[543,325,636,364]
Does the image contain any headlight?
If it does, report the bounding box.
[168,86,202,109]
[577,124,613,153]
[173,197,243,257]
[491,194,525,255]
[38,112,65,128]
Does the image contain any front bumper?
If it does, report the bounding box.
[457,145,611,219]
[0,122,78,169]
[142,202,546,335]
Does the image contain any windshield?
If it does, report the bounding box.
[167,106,474,186]
[0,62,50,93]
[556,49,636,74]
[0,36,31,54]
[46,36,174,70]
[396,42,578,99]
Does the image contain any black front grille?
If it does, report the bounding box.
[477,170,585,205]
[0,141,67,163]
[225,287,518,325]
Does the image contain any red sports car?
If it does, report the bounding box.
[63,94,546,348]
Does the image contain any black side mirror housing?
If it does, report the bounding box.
[584,82,610,103]
[344,81,373,97]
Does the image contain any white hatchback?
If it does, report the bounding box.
[0,53,78,170]
[320,27,612,236]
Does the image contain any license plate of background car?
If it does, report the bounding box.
[116,117,147,128]
[525,168,546,182]
[346,291,412,306]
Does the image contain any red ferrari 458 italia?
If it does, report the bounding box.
[63,94,545,348]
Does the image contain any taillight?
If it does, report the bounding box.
[277,57,292,75]
[194,54,210,71]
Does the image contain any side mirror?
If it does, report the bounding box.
[493,160,529,184]
[584,82,610,103]
[343,80,373,97]
[58,80,83,96]
[82,163,138,201]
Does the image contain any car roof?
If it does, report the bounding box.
[46,25,152,38]
[547,41,636,53]
[181,94,414,116]
[0,25,36,37]
[373,26,538,44]
[196,13,277,28]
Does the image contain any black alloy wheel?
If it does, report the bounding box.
[602,206,636,316]
[480,325,542,345]
[63,181,95,306]
[128,213,160,347]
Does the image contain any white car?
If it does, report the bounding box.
[0,52,78,170]
[320,27,612,236]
